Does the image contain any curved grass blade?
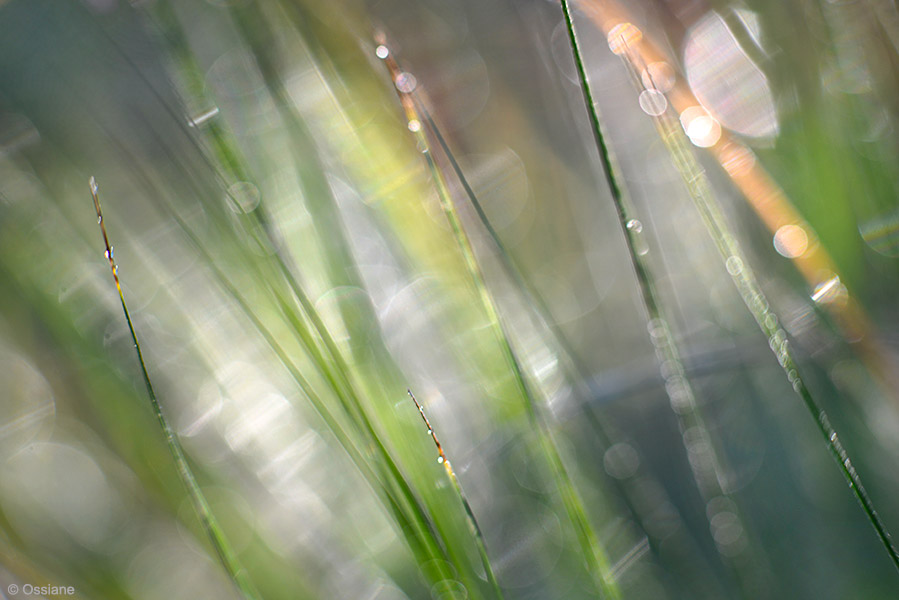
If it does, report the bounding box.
[407,390,504,599]
[376,38,622,600]
[88,177,262,600]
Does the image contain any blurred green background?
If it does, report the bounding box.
[1,0,899,598]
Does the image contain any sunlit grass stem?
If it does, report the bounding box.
[104,139,457,590]
[89,177,262,600]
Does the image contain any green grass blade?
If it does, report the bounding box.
[107,144,456,588]
[116,9,460,588]
[88,177,262,600]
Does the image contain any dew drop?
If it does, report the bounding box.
[626,219,643,233]
[188,106,220,128]
[226,181,261,214]
[725,256,743,275]
[375,45,389,59]
[638,89,668,116]
[394,72,417,94]
[773,224,809,258]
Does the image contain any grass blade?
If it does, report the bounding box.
[559,3,774,594]
[88,177,262,600]
[377,38,622,600]
[407,390,504,599]
[410,91,734,592]
[646,96,899,574]
[110,8,462,589]
[565,0,899,575]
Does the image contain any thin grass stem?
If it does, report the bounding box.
[560,3,775,594]
[88,177,262,600]
[102,145,456,588]
[377,39,622,600]
[216,16,464,582]
[568,1,899,574]
[107,10,459,587]
[411,93,730,591]
[645,95,899,574]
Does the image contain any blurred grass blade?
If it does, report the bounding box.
[127,7,463,590]
[377,39,622,600]
[88,177,262,600]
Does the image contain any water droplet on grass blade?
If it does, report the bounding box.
[226,181,261,214]
[394,72,417,93]
[725,256,743,275]
[638,89,668,116]
[773,224,809,258]
[430,579,467,600]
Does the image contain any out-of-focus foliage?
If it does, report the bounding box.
[1,0,899,599]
